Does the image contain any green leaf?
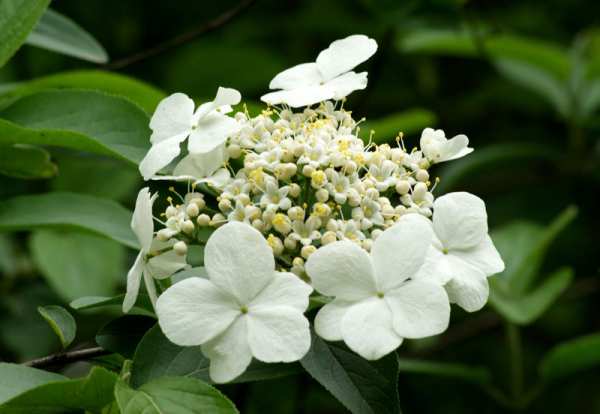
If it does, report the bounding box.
[494,59,570,116]
[70,294,154,316]
[493,206,577,294]
[360,108,437,144]
[131,324,299,388]
[96,315,156,359]
[0,70,165,114]
[25,8,108,63]
[30,229,124,301]
[0,363,65,405]
[0,90,150,165]
[540,333,600,383]
[397,357,492,385]
[489,267,574,325]
[0,366,117,412]
[37,305,76,349]
[115,376,238,414]
[436,143,560,193]
[0,0,50,67]
[0,192,138,248]
[397,29,571,79]
[300,333,400,414]
[0,144,57,179]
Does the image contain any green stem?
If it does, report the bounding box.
[505,323,524,401]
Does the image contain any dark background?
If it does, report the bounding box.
[1,0,599,412]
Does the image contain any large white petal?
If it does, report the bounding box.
[188,113,240,154]
[131,187,156,252]
[261,86,334,108]
[445,269,490,312]
[194,87,242,120]
[314,299,353,341]
[123,252,144,313]
[204,222,275,304]
[439,134,473,162]
[250,272,312,312]
[145,249,189,280]
[156,277,240,346]
[173,144,227,178]
[305,240,376,300]
[142,267,158,308]
[413,241,454,285]
[139,135,187,180]
[316,34,378,81]
[452,235,505,276]
[433,192,488,250]
[201,316,252,383]
[198,168,231,189]
[386,280,450,339]
[340,297,403,360]
[149,92,195,144]
[370,213,433,291]
[247,307,311,363]
[269,62,322,89]
[324,71,368,100]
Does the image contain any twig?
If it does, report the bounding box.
[105,0,256,70]
[24,347,110,369]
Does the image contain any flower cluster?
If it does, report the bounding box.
[123,34,505,383]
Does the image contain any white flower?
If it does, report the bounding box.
[416,192,504,312]
[260,179,292,212]
[151,144,231,189]
[335,219,365,242]
[123,188,189,313]
[228,200,260,223]
[261,34,377,107]
[156,222,313,383]
[368,160,398,192]
[420,128,473,163]
[305,214,450,360]
[290,216,322,245]
[139,87,241,180]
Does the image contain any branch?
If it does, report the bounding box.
[105,0,256,70]
[23,347,110,369]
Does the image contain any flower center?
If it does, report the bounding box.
[376,292,385,299]
[442,248,449,255]
[240,306,249,314]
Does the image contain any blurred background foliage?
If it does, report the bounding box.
[0,0,599,413]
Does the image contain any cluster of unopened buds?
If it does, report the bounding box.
[124,34,505,383]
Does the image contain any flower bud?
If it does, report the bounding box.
[182,220,195,234]
[315,188,329,202]
[196,214,210,226]
[289,183,301,198]
[252,219,265,231]
[284,236,298,251]
[267,234,284,255]
[173,241,188,256]
[311,170,327,188]
[301,245,316,259]
[157,229,171,241]
[227,144,242,159]
[211,213,226,227]
[272,213,292,234]
[416,169,429,182]
[371,229,383,240]
[413,182,428,201]
[237,193,251,206]
[166,205,178,218]
[218,198,232,212]
[395,180,410,195]
[288,206,305,221]
[186,203,199,217]
[302,165,315,177]
[321,231,337,245]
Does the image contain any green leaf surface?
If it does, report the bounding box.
[37,305,76,349]
[436,142,560,193]
[0,70,165,113]
[70,294,154,316]
[30,229,124,301]
[360,108,437,144]
[492,206,577,294]
[0,90,150,165]
[0,363,65,405]
[489,267,574,325]
[115,376,238,414]
[540,333,600,383]
[0,144,57,179]
[25,8,108,63]
[397,358,492,385]
[0,0,50,67]
[131,325,299,388]
[397,29,571,79]
[96,315,156,359]
[0,366,117,413]
[300,333,400,414]
[0,192,138,248]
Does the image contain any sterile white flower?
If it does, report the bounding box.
[416,192,505,312]
[305,214,450,360]
[139,87,241,180]
[420,128,473,163]
[123,188,188,313]
[156,222,313,383]
[261,34,377,107]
